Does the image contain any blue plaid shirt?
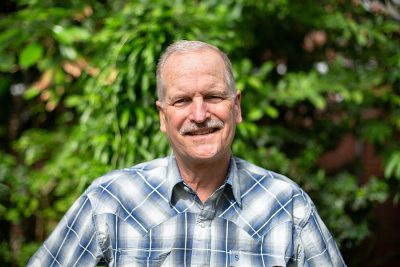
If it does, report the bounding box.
[28,155,346,266]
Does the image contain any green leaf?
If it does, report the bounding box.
[247,76,263,90]
[362,120,392,145]
[24,87,41,100]
[59,45,78,60]
[19,43,44,69]
[0,53,15,72]
[52,25,91,45]
[65,95,83,108]
[120,109,130,130]
[258,62,274,77]
[247,108,263,121]
[265,105,279,119]
[0,28,19,46]
[385,152,400,180]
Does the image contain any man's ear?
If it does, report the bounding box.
[156,100,167,132]
[234,91,242,124]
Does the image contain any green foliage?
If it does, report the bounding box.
[1,0,399,266]
[19,43,44,69]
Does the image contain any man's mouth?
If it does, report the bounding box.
[185,127,220,136]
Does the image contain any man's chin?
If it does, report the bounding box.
[181,149,230,164]
[187,152,217,162]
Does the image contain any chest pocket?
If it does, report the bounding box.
[229,250,261,266]
[226,219,292,267]
[229,250,286,267]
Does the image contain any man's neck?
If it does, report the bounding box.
[175,153,231,203]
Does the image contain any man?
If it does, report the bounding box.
[28,40,346,266]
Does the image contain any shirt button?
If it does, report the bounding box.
[200,222,206,228]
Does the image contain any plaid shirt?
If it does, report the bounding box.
[28,155,346,266]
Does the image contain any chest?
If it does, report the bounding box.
[97,212,295,267]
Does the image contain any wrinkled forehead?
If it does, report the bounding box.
[164,50,226,82]
[162,50,226,89]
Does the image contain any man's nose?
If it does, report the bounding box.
[191,98,209,123]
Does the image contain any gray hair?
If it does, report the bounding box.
[156,40,236,102]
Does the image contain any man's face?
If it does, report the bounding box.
[156,49,242,165]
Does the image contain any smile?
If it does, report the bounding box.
[185,127,220,136]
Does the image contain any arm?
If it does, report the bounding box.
[27,194,104,267]
[296,206,347,267]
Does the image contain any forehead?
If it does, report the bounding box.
[162,49,227,93]
[163,49,225,76]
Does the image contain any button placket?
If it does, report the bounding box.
[192,217,211,266]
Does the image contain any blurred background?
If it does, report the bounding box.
[0,0,399,266]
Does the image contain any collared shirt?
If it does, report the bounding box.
[28,155,346,267]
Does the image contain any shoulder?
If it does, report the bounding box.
[234,157,299,188]
[83,157,170,213]
[234,156,303,195]
[233,157,314,227]
[88,157,168,189]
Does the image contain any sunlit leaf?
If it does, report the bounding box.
[385,152,400,180]
[52,25,91,45]
[24,87,41,100]
[19,43,44,69]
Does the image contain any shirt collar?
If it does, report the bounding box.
[166,154,183,204]
[166,154,242,207]
[225,157,242,207]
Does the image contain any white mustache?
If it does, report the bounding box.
[179,120,224,135]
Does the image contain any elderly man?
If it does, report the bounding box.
[28,40,346,266]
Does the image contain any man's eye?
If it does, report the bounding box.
[205,95,224,103]
[173,98,188,106]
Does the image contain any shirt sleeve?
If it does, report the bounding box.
[297,206,347,267]
[27,194,104,267]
